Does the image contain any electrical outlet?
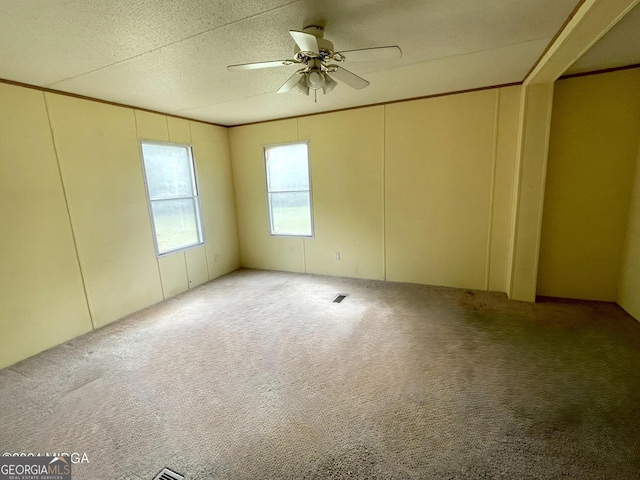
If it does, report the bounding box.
[334,252,340,260]
[214,254,219,262]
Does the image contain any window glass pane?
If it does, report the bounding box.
[269,192,311,236]
[151,199,200,253]
[265,143,309,192]
[142,143,194,199]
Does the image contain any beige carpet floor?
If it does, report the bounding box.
[1,269,640,479]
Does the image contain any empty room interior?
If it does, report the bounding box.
[2,1,640,479]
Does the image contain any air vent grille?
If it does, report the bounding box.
[153,468,184,480]
[333,294,347,303]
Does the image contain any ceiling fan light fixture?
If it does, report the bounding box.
[322,73,337,94]
[294,75,310,95]
[227,25,402,98]
[306,69,325,90]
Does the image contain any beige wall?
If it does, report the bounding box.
[0,84,93,369]
[619,136,640,320]
[0,84,239,369]
[538,69,640,301]
[230,85,521,290]
[299,107,385,280]
[386,87,519,290]
[46,95,165,328]
[229,119,305,273]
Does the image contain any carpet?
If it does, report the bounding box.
[1,269,639,479]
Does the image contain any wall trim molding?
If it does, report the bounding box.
[0,77,225,128]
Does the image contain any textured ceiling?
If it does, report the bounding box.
[0,0,588,126]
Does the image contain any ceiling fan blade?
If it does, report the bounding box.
[338,46,402,62]
[329,66,370,90]
[227,59,294,71]
[289,30,320,54]
[277,71,303,93]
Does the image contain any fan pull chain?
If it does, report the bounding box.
[314,89,317,103]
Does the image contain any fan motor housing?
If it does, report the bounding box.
[294,25,335,56]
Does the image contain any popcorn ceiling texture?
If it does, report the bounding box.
[1,269,640,479]
[0,1,582,125]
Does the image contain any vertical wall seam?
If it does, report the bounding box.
[181,120,210,285]
[190,121,211,281]
[502,88,519,292]
[43,92,96,329]
[302,238,307,274]
[382,105,387,281]
[225,126,242,271]
[156,259,167,300]
[298,117,307,274]
[506,86,529,297]
[202,245,212,282]
[135,110,167,299]
[485,90,501,291]
[183,252,191,289]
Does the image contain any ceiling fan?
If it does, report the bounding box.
[227,26,402,98]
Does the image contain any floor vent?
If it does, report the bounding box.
[153,468,184,480]
[333,294,348,303]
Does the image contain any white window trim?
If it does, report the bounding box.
[263,141,315,238]
[139,139,205,257]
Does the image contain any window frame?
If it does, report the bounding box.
[263,141,315,238]
[139,139,205,257]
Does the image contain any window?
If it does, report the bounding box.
[264,142,313,237]
[140,141,204,256]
